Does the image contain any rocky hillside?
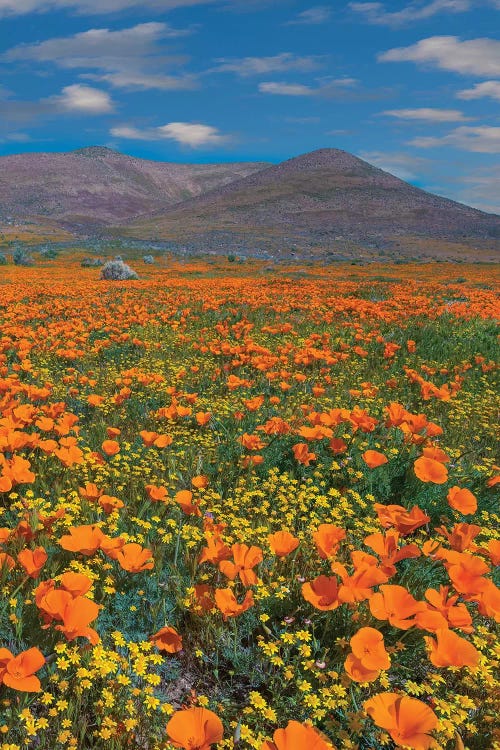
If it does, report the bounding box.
[0,146,269,227]
[124,148,500,249]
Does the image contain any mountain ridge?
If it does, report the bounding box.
[121,148,500,253]
[1,147,499,259]
[0,147,270,227]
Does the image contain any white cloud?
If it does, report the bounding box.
[84,71,196,90]
[0,84,115,130]
[453,165,500,213]
[158,122,226,146]
[286,6,332,24]
[111,121,229,147]
[210,53,321,77]
[409,126,500,153]
[382,107,471,122]
[379,36,500,77]
[358,150,430,180]
[0,132,32,143]
[0,0,213,16]
[457,80,500,101]
[350,0,471,27]
[110,125,151,140]
[2,22,195,91]
[259,78,358,97]
[57,83,114,112]
[259,81,314,96]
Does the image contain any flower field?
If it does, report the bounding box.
[0,256,498,750]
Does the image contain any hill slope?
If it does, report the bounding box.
[123,148,500,252]
[0,146,269,227]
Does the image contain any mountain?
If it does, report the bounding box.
[1,147,498,259]
[122,148,500,254]
[0,146,269,227]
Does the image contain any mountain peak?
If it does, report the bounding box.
[71,146,123,158]
[274,147,383,176]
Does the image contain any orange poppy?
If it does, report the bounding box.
[424,628,479,668]
[35,584,67,624]
[175,490,202,516]
[166,706,223,750]
[17,546,47,578]
[59,524,105,555]
[362,450,388,468]
[422,446,450,464]
[0,647,45,692]
[417,586,473,633]
[192,475,208,489]
[313,524,346,559]
[0,475,13,493]
[239,433,266,451]
[261,720,333,750]
[196,411,212,426]
[374,503,430,536]
[344,653,381,683]
[329,438,347,454]
[153,434,173,448]
[487,539,500,566]
[364,692,438,750]
[78,483,102,502]
[446,552,489,596]
[268,530,299,557]
[55,595,100,644]
[101,439,120,456]
[476,580,500,621]
[100,534,126,559]
[214,588,254,619]
[98,494,124,514]
[0,552,15,571]
[436,522,481,552]
[369,585,424,630]
[333,556,388,603]
[140,430,159,446]
[364,530,420,577]
[447,486,478,515]
[199,534,231,565]
[145,484,169,502]
[60,572,93,597]
[150,626,183,653]
[219,543,263,586]
[302,575,340,611]
[292,443,316,466]
[350,627,390,670]
[414,456,448,484]
[115,543,154,573]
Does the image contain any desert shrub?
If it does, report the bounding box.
[143,255,155,264]
[100,259,138,280]
[81,257,104,268]
[0,253,7,265]
[39,247,59,259]
[13,247,34,266]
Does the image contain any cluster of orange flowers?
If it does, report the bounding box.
[0,257,498,750]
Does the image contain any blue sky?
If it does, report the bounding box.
[1,0,499,212]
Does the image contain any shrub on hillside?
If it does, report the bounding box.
[39,247,59,259]
[100,259,138,280]
[81,257,104,268]
[0,253,7,265]
[143,255,155,264]
[13,247,34,266]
